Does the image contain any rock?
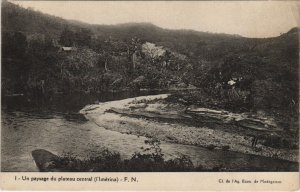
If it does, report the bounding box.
[32,149,59,172]
[169,82,188,89]
[222,146,230,151]
[132,76,145,85]
[254,147,262,152]
[187,84,197,89]
[165,135,176,141]
[207,144,216,150]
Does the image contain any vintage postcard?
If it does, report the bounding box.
[0,0,299,191]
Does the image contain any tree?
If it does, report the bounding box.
[125,37,142,72]
[58,48,101,92]
[142,42,165,62]
[75,28,92,47]
[2,31,27,58]
[59,27,75,47]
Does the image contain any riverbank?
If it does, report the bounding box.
[80,94,298,163]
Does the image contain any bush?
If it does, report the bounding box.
[52,138,204,172]
[166,89,250,113]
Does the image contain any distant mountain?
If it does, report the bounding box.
[1,2,243,52]
[1,2,240,39]
[2,0,298,65]
[2,1,298,58]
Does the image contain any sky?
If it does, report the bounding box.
[13,1,299,38]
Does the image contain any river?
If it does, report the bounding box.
[1,91,298,172]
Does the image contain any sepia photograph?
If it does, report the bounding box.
[1,0,299,179]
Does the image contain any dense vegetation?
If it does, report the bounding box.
[32,136,298,172]
[2,2,299,125]
[51,139,208,172]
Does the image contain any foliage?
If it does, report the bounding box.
[59,28,75,47]
[1,1,299,123]
[52,138,202,172]
[59,27,92,47]
[166,89,249,112]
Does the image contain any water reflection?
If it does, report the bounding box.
[1,91,167,171]
[1,91,298,172]
[2,90,165,117]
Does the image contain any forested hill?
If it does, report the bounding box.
[2,1,240,42]
[1,1,299,119]
[2,1,297,60]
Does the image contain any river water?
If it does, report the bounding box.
[1,91,298,172]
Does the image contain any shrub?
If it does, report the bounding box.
[52,138,204,172]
